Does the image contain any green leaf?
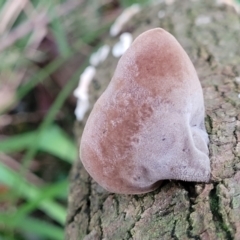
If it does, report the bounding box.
[0,124,77,163]
[39,125,78,163]
[0,131,35,153]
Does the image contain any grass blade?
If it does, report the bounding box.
[17,217,63,240]
[0,163,66,225]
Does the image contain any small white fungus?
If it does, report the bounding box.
[74,66,96,121]
[235,77,240,84]
[110,4,141,37]
[158,10,165,19]
[112,32,133,58]
[165,0,175,5]
[195,15,212,25]
[89,45,110,67]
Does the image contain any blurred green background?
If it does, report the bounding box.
[0,0,239,240]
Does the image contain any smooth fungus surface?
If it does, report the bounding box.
[80,28,210,194]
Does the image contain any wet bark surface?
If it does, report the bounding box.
[65,0,240,239]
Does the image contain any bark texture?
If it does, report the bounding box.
[65,0,240,239]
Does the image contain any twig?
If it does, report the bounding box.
[0,0,83,52]
[0,0,28,35]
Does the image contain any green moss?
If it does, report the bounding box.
[209,185,233,239]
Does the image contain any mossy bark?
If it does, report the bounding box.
[65,0,240,239]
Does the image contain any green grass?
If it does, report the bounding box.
[0,0,112,239]
[0,164,67,225]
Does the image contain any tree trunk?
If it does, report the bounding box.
[65,0,240,239]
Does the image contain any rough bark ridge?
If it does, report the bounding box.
[65,0,240,239]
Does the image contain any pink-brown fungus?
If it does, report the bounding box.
[80,28,210,194]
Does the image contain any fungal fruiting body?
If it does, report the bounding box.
[80,28,210,194]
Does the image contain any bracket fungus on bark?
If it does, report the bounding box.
[80,28,210,194]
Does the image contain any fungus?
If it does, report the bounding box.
[109,4,141,37]
[112,32,133,58]
[80,28,210,194]
[195,15,212,26]
[90,45,110,67]
[74,66,96,121]
[158,10,166,19]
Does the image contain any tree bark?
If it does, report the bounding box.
[65,0,240,239]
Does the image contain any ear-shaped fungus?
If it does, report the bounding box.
[80,28,210,194]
